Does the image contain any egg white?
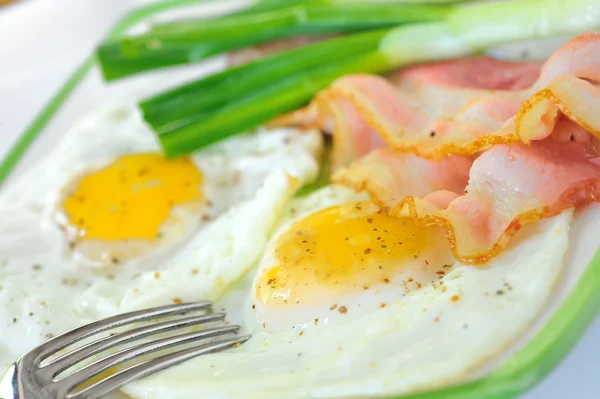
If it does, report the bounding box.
[0,102,323,368]
[0,101,593,399]
[122,186,574,399]
[78,170,303,318]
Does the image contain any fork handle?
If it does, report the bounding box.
[1,361,49,399]
[0,362,19,399]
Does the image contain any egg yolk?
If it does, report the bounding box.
[256,202,428,307]
[62,153,202,240]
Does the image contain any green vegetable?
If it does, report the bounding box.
[141,29,390,130]
[149,0,323,34]
[158,51,391,157]
[97,2,451,81]
[146,0,600,158]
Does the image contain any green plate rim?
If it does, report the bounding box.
[1,1,599,397]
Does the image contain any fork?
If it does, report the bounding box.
[0,301,250,399]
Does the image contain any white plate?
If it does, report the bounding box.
[0,1,599,398]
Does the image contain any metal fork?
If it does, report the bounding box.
[0,301,250,399]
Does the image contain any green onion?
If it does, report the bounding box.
[146,0,600,158]
[141,29,390,130]
[380,0,600,63]
[97,3,451,81]
[135,3,450,45]
[149,0,317,34]
[159,51,391,157]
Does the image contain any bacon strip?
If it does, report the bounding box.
[388,56,541,91]
[278,33,600,264]
[333,148,472,209]
[273,34,600,170]
[391,141,600,264]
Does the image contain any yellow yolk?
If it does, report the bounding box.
[256,202,428,307]
[62,153,202,240]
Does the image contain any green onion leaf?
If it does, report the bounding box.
[145,0,600,157]
[141,29,390,129]
[158,51,391,158]
[97,2,450,80]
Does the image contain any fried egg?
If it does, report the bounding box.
[79,170,303,318]
[0,102,592,399]
[253,199,456,332]
[121,186,574,399]
[0,102,323,368]
[0,103,322,268]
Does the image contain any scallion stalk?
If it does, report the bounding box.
[147,0,600,158]
[149,0,320,34]
[159,51,391,157]
[141,29,390,130]
[135,3,450,45]
[97,3,451,81]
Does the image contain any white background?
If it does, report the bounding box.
[0,1,599,398]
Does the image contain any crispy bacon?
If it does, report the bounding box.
[391,141,600,263]
[273,34,600,169]
[276,33,600,264]
[388,56,541,91]
[333,148,472,209]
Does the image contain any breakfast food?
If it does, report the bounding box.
[0,103,323,367]
[124,204,574,399]
[276,33,600,263]
[119,33,600,399]
[2,2,600,398]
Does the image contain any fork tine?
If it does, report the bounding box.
[70,335,251,399]
[56,324,240,395]
[43,313,226,377]
[32,301,212,364]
